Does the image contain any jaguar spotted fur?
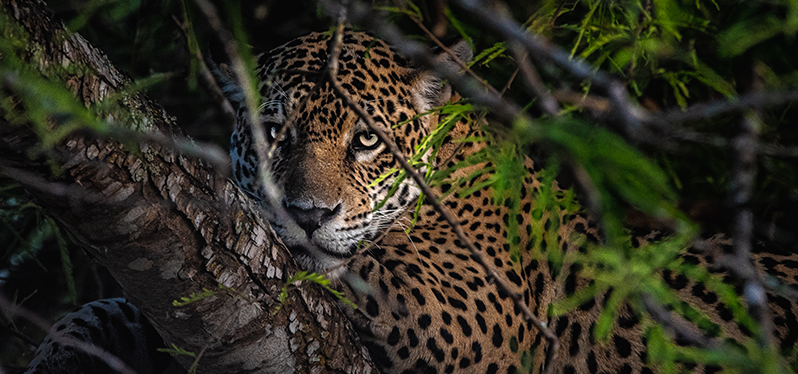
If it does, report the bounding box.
[227,31,798,373]
[26,30,798,374]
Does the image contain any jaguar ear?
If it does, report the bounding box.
[210,59,245,105]
[410,40,473,112]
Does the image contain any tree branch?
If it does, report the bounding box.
[728,108,775,349]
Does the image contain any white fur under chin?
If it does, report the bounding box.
[292,252,349,280]
[273,205,411,279]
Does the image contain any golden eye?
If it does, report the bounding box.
[355,131,381,150]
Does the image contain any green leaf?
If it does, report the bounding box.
[157,343,196,358]
[172,288,219,307]
[445,8,474,51]
[470,42,506,68]
[276,271,357,313]
[718,16,784,57]
[48,218,76,305]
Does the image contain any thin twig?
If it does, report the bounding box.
[655,91,798,125]
[324,16,560,374]
[641,293,718,349]
[729,109,775,350]
[0,319,39,347]
[508,42,559,116]
[193,0,324,260]
[170,13,237,127]
[549,0,567,28]
[499,67,520,96]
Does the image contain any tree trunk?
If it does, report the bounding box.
[0,0,375,372]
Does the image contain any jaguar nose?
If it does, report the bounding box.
[284,202,341,238]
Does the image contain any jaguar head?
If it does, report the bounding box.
[229,31,471,272]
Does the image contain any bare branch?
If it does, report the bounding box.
[655,91,798,125]
[641,293,719,349]
[728,109,775,349]
[508,42,559,116]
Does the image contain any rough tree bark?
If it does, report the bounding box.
[0,0,376,372]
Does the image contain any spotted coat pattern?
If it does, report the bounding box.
[228,31,798,374]
[24,298,183,374]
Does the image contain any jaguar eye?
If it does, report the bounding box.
[354,131,381,150]
[266,122,286,144]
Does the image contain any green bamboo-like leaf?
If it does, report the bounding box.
[469,42,506,68]
[48,218,76,305]
[276,271,357,314]
[718,16,784,57]
[172,288,218,307]
[445,8,474,51]
[157,343,197,358]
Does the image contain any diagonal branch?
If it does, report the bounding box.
[728,108,775,349]
[192,0,328,261]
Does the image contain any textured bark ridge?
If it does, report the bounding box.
[0,0,375,372]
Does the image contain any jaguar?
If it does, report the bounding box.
[26,30,798,374]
